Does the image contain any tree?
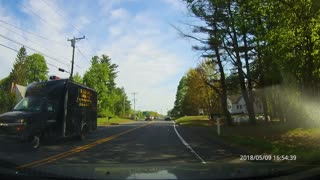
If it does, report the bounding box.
[73,72,83,84]
[25,53,48,84]
[181,0,320,126]
[10,46,28,86]
[196,59,222,119]
[172,76,187,117]
[0,77,16,113]
[83,56,110,116]
[172,61,220,118]
[100,55,118,91]
[113,87,131,116]
[83,54,130,117]
[184,67,220,117]
[183,0,257,124]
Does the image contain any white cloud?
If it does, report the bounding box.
[0,0,196,115]
[97,11,189,114]
[162,0,187,13]
[110,8,129,20]
[0,5,27,79]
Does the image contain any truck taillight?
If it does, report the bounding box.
[16,126,25,131]
[49,76,61,80]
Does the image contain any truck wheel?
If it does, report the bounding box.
[31,135,40,149]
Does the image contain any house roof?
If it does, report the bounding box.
[14,84,26,98]
[228,95,242,104]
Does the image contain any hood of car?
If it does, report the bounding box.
[0,111,33,123]
[10,162,319,180]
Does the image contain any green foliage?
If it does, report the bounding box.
[72,72,83,84]
[172,60,220,117]
[0,75,13,93]
[83,55,130,117]
[10,46,28,86]
[171,76,187,117]
[181,0,320,126]
[0,88,16,114]
[142,111,160,117]
[25,53,48,84]
[225,73,240,94]
[83,56,110,113]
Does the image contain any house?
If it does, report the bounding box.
[10,83,26,101]
[227,94,263,114]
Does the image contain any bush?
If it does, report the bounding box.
[97,109,114,118]
[0,90,16,114]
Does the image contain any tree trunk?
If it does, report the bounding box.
[226,1,256,124]
[243,30,256,124]
[212,5,232,126]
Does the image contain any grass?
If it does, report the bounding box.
[174,116,212,127]
[97,117,137,126]
[173,115,320,163]
[217,124,320,164]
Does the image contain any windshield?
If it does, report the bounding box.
[1,0,320,179]
[13,97,45,112]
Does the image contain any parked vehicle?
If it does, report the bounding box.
[145,115,152,121]
[0,79,97,148]
[164,116,171,121]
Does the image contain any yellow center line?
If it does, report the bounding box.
[16,122,153,170]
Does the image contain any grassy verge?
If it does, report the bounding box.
[174,116,212,127]
[217,125,320,164]
[97,117,137,126]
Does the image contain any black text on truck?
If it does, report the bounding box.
[0,79,97,148]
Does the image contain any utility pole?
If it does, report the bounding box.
[67,36,85,79]
[132,92,137,120]
[123,96,126,117]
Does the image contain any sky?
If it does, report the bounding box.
[0,0,203,115]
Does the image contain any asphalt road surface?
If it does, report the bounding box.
[0,119,249,178]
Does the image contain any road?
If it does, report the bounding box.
[0,120,249,178]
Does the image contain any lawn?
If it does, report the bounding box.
[97,117,137,126]
[217,123,320,164]
[174,116,212,126]
[170,115,320,163]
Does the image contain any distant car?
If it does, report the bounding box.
[145,116,152,121]
[164,116,171,121]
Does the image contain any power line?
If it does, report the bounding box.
[39,0,96,59]
[0,43,18,52]
[40,0,85,37]
[76,47,91,65]
[20,3,85,70]
[0,19,69,47]
[0,33,69,67]
[0,24,72,65]
[40,0,98,60]
[0,23,84,70]
[21,3,69,38]
[0,43,61,69]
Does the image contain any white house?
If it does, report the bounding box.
[10,83,26,101]
[227,94,263,114]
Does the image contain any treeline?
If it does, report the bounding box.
[171,0,320,126]
[132,110,162,119]
[170,59,220,119]
[0,47,48,113]
[82,55,131,117]
[0,47,132,117]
